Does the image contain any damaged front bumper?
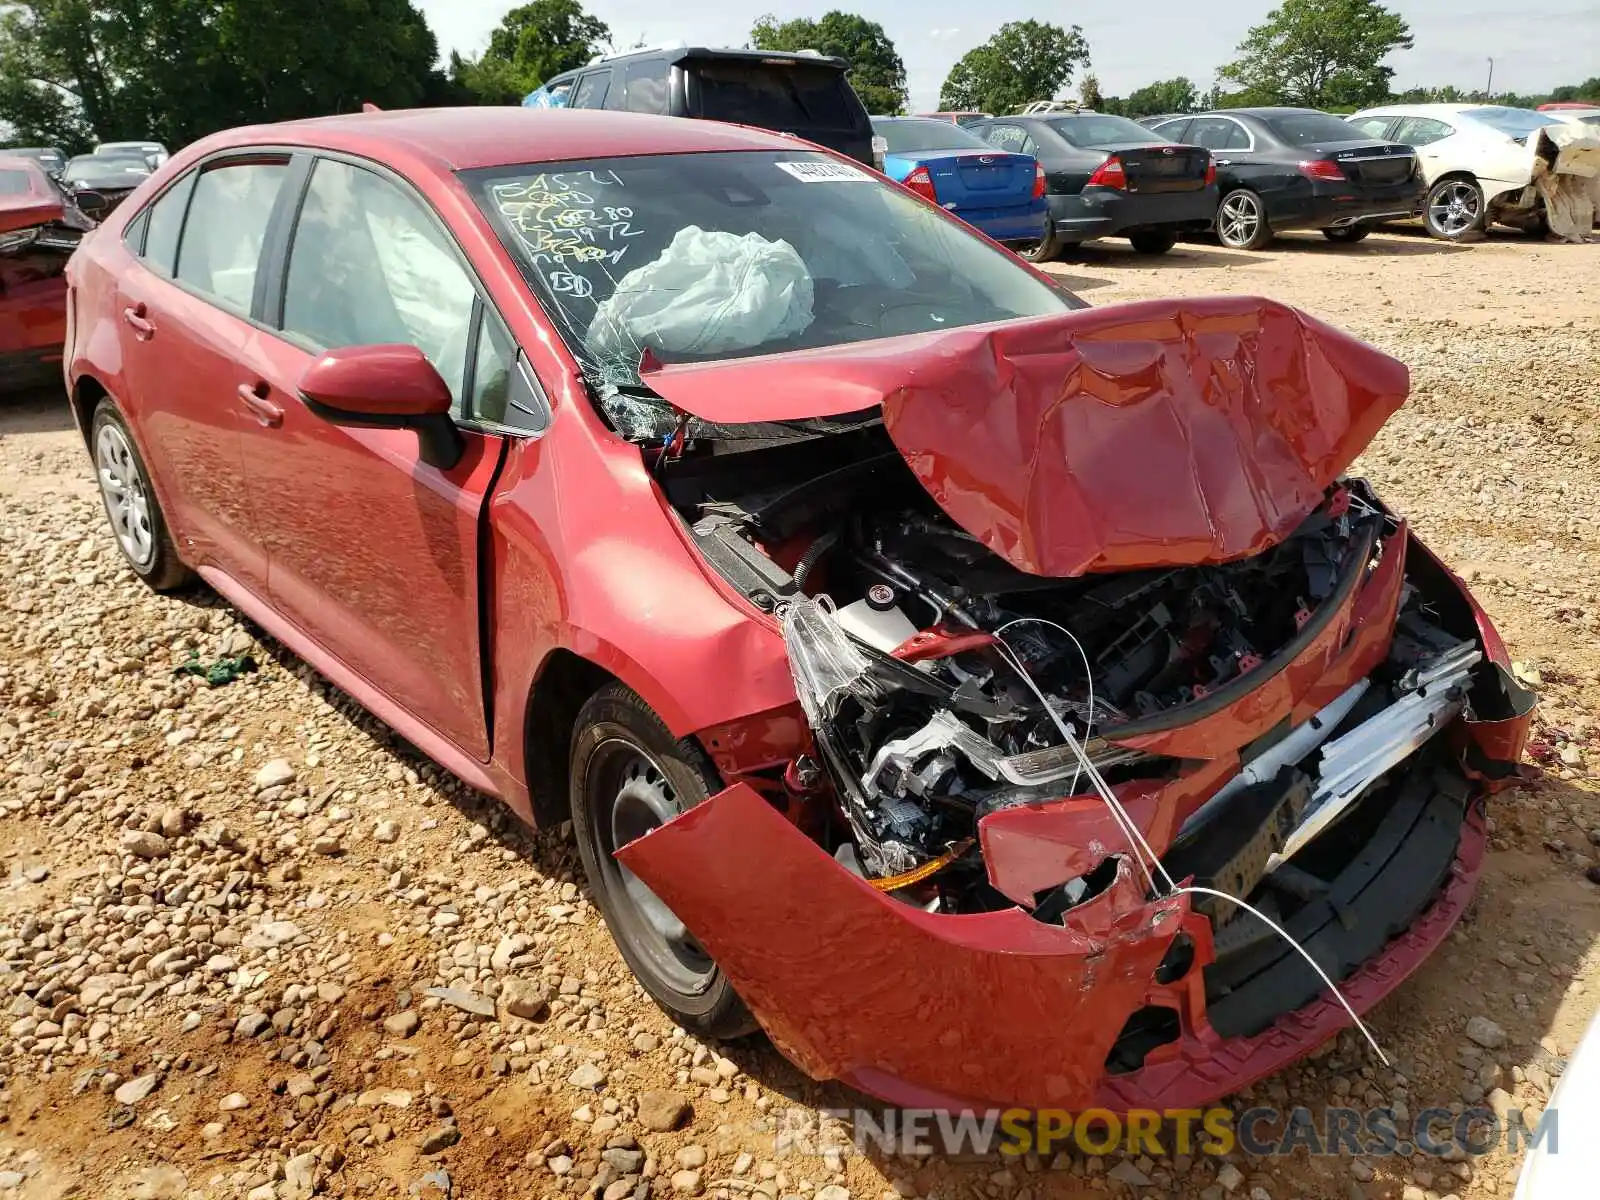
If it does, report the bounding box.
[617,527,1536,1112]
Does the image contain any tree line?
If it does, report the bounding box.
[2,0,1595,151]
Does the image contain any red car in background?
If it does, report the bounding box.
[63,108,1535,1113]
[0,155,100,389]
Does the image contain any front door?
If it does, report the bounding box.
[114,157,294,594]
[238,155,509,760]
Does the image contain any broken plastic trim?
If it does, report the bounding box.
[861,708,1148,800]
[1278,643,1481,860]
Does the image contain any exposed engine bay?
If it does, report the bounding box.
[664,422,1516,933]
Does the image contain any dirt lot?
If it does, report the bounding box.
[2,227,1598,1200]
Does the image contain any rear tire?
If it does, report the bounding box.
[570,683,754,1041]
[1019,217,1061,263]
[1129,229,1178,255]
[1424,175,1486,240]
[89,398,193,592]
[1216,188,1273,250]
[1321,226,1370,243]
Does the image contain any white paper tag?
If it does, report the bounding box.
[774,160,871,183]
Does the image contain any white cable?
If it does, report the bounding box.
[994,616,1098,797]
[1173,886,1390,1066]
[988,633,1391,1066]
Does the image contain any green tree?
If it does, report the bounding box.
[451,0,611,105]
[1077,73,1103,109]
[1124,76,1198,117]
[750,11,907,114]
[1219,0,1411,109]
[0,0,449,150]
[938,21,1090,114]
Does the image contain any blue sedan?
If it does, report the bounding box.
[871,117,1047,247]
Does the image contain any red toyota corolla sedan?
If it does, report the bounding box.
[65,108,1536,1112]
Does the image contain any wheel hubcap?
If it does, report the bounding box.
[1430,182,1480,235]
[594,743,713,990]
[1219,194,1260,246]
[96,424,154,566]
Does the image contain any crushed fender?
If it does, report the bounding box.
[1533,124,1600,242]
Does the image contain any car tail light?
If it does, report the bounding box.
[1087,155,1126,189]
[1204,156,1216,185]
[1032,160,1047,198]
[903,165,937,202]
[1298,158,1346,182]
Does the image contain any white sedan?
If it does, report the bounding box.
[1348,103,1561,239]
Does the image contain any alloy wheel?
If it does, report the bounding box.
[96,423,155,566]
[1218,192,1262,248]
[1428,181,1481,237]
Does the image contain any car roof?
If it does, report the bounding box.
[186,108,814,174]
[548,46,847,85]
[1353,103,1505,117]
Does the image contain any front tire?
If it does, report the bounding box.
[90,398,193,592]
[570,683,754,1040]
[1321,225,1370,243]
[1425,176,1486,240]
[1216,188,1273,250]
[1128,229,1178,255]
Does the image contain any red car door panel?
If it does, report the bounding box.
[238,330,503,760]
[115,266,268,592]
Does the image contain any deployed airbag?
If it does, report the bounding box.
[587,225,814,359]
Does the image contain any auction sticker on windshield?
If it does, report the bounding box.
[774,161,871,182]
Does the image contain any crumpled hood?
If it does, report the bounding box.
[643,296,1409,576]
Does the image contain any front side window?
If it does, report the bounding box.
[1152,119,1192,142]
[467,150,1079,409]
[175,160,288,313]
[571,70,612,109]
[281,158,477,405]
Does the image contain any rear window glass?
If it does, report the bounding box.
[872,119,992,154]
[1466,106,1559,138]
[0,168,33,195]
[689,61,857,130]
[1266,112,1368,145]
[1045,114,1157,147]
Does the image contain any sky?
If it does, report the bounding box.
[416,1,1598,112]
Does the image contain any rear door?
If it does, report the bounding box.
[238,154,513,760]
[114,156,293,593]
[1184,115,1292,200]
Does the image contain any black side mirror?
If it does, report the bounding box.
[73,189,108,216]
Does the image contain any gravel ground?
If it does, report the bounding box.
[2,226,1598,1200]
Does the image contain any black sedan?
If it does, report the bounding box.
[59,155,152,215]
[968,113,1217,260]
[1146,108,1425,249]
